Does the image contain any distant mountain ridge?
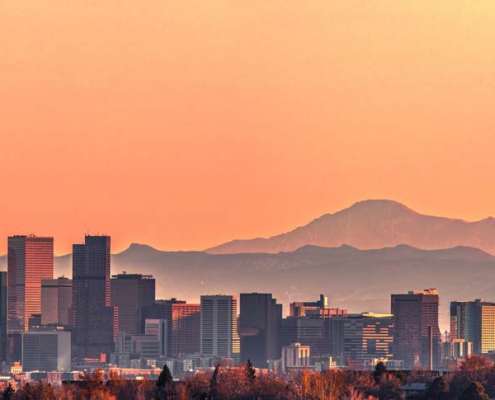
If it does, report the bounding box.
[206,199,495,255]
[1,243,495,329]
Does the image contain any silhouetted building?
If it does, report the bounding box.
[111,273,155,335]
[282,317,327,357]
[290,294,329,317]
[391,288,441,369]
[171,303,201,357]
[0,272,6,362]
[282,307,347,358]
[72,235,117,359]
[22,329,71,372]
[451,299,495,355]
[329,313,394,367]
[238,293,282,368]
[200,295,240,361]
[41,277,73,326]
[8,235,54,333]
[142,299,200,358]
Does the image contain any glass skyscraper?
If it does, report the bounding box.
[7,235,54,333]
[72,235,116,359]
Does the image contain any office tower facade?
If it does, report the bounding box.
[200,295,240,360]
[238,293,282,368]
[111,273,155,335]
[22,330,71,372]
[7,235,54,333]
[145,319,168,357]
[450,299,495,355]
[171,303,201,357]
[281,343,310,371]
[329,313,394,367]
[282,307,347,358]
[41,277,73,326]
[0,272,7,362]
[391,288,441,369]
[72,235,117,359]
[143,299,201,358]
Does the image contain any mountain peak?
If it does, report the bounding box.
[342,199,418,216]
[206,199,495,255]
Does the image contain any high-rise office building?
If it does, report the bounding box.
[329,313,394,367]
[200,295,240,361]
[41,277,73,326]
[0,272,7,362]
[142,299,201,358]
[282,306,347,358]
[450,299,495,355]
[72,235,117,359]
[22,329,71,372]
[391,288,441,369]
[111,273,155,335]
[7,235,54,333]
[239,293,282,368]
[171,303,201,357]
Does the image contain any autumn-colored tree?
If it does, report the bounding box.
[184,371,209,400]
[79,368,110,399]
[460,356,494,384]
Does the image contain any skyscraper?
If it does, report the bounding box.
[200,295,240,361]
[41,277,73,326]
[171,302,201,357]
[142,299,200,357]
[8,235,54,333]
[238,293,282,368]
[111,273,155,335]
[451,299,495,355]
[72,235,117,359]
[391,288,441,369]
[0,272,7,362]
[329,313,394,367]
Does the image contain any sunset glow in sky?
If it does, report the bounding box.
[2,1,495,254]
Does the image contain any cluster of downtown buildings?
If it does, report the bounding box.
[0,235,494,384]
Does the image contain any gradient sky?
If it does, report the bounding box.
[2,1,495,255]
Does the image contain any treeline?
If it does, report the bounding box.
[2,356,495,399]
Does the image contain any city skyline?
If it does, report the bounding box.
[3,1,495,255]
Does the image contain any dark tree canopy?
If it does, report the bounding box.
[157,365,174,388]
[425,376,450,400]
[373,361,387,384]
[459,381,489,400]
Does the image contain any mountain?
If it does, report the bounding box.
[113,243,495,330]
[2,243,495,329]
[206,199,495,255]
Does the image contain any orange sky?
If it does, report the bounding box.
[1,1,495,255]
